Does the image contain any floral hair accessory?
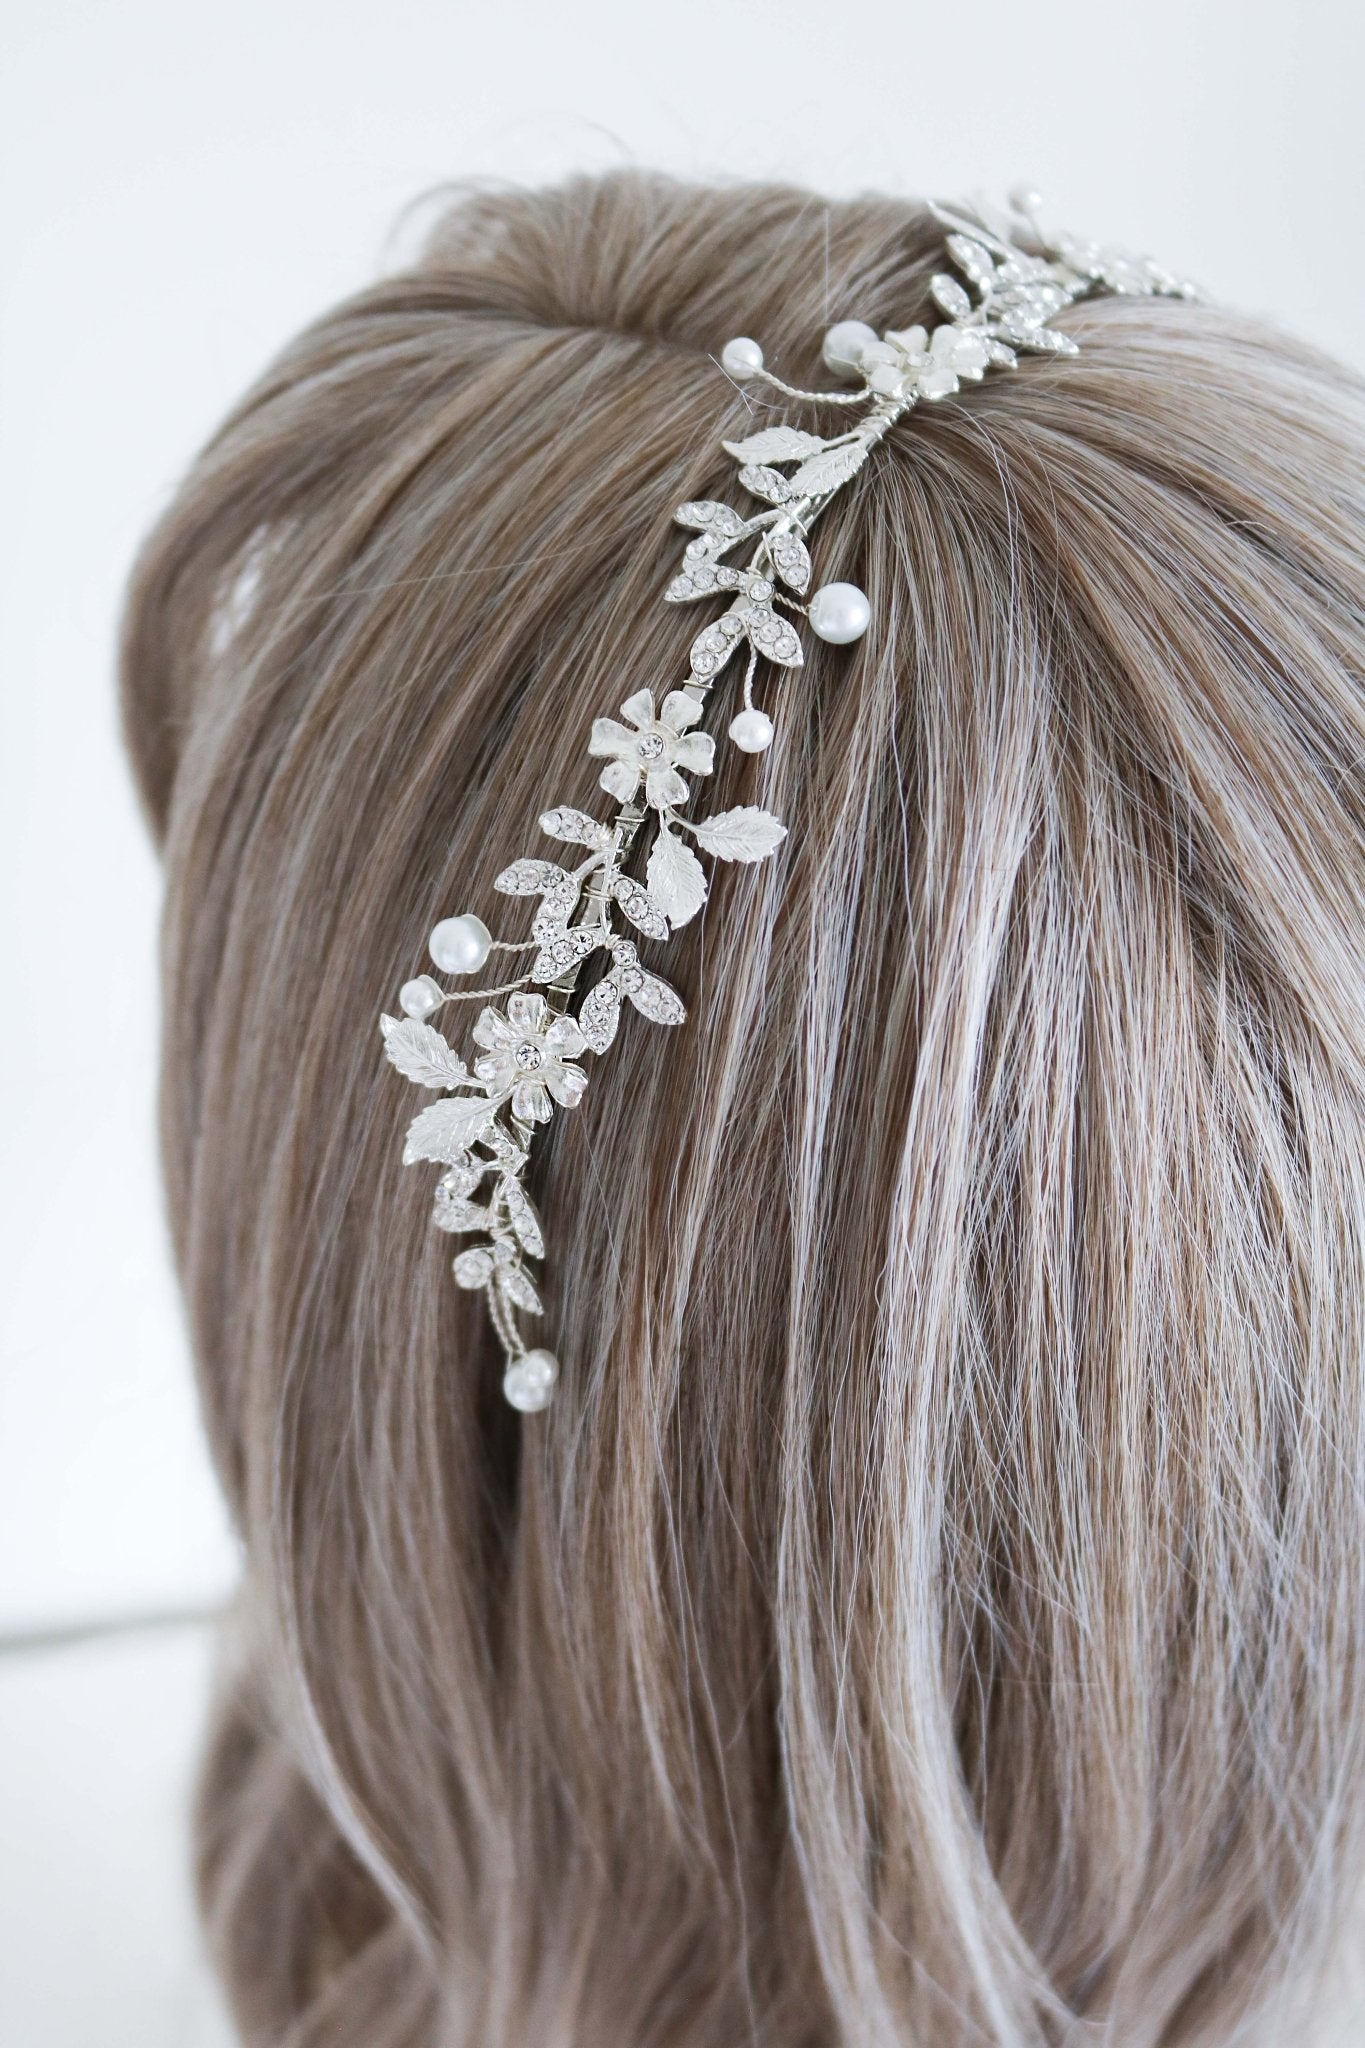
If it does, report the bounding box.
[379,187,1196,1412]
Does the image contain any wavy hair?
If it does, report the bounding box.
[121,171,1365,2045]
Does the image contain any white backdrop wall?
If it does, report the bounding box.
[3,0,1363,1636]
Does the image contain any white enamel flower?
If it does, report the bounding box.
[472,992,588,1124]
[860,322,990,402]
[588,687,715,809]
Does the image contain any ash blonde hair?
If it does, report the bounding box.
[121,172,1365,2046]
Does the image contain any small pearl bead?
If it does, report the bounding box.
[1009,184,1044,220]
[429,913,492,975]
[809,582,871,645]
[503,1349,559,1413]
[720,336,764,381]
[399,974,443,1018]
[822,319,879,379]
[728,707,774,753]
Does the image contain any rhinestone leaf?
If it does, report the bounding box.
[501,1179,544,1258]
[578,975,622,1053]
[530,924,605,982]
[495,858,571,896]
[742,603,803,667]
[453,1247,494,1289]
[665,563,745,604]
[380,1016,468,1090]
[721,425,826,463]
[737,464,791,504]
[626,970,686,1026]
[769,530,812,594]
[947,233,996,289]
[612,874,669,940]
[539,806,611,849]
[499,1265,544,1316]
[674,499,746,537]
[432,1192,490,1234]
[404,1093,496,1165]
[690,805,788,863]
[930,273,973,320]
[689,612,746,680]
[787,440,870,495]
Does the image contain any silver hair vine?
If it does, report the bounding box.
[379,185,1197,1412]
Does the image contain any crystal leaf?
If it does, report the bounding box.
[626,970,686,1026]
[495,858,570,896]
[578,975,622,1053]
[438,1161,486,1199]
[499,1265,544,1316]
[689,612,746,680]
[501,1179,544,1258]
[674,500,746,537]
[530,923,605,982]
[947,233,996,289]
[985,339,1018,367]
[380,1016,468,1090]
[612,874,669,940]
[665,563,745,605]
[769,530,811,594]
[690,805,788,863]
[787,440,870,496]
[721,425,826,463]
[539,806,611,849]
[403,1093,496,1165]
[930,273,972,320]
[737,464,791,504]
[646,826,707,928]
[452,1247,495,1289]
[432,1192,490,1234]
[531,875,582,940]
[485,1127,529,1172]
[742,603,803,667]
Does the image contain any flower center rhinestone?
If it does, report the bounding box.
[514,1041,544,1072]
[636,731,667,760]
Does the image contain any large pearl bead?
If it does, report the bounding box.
[728,707,774,753]
[809,582,871,645]
[429,913,492,975]
[503,1349,558,1412]
[822,319,878,379]
[399,974,444,1018]
[720,336,764,381]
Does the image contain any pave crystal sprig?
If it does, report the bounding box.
[380,187,1197,1412]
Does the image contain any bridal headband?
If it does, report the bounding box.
[380,187,1196,1411]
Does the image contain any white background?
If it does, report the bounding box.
[2,1,1363,2041]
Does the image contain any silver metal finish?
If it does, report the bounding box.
[379,192,1196,1407]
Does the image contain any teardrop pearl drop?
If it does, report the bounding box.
[503,1349,559,1412]
[720,336,764,381]
[429,913,492,975]
[399,974,444,1018]
[809,582,871,645]
[728,707,774,753]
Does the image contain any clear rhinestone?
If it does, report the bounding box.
[636,732,666,760]
[514,1042,544,1071]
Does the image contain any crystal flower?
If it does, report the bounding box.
[472,992,588,1124]
[589,687,715,809]
[860,322,990,402]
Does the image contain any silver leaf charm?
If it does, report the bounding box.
[787,441,870,496]
[721,425,825,463]
[404,1093,496,1165]
[539,806,612,849]
[380,1016,469,1090]
[690,805,788,863]
[769,530,811,593]
[645,826,707,928]
[612,874,669,940]
[578,976,622,1053]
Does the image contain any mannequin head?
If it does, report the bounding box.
[123,171,1365,2045]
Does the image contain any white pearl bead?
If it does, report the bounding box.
[822,319,878,379]
[429,913,492,975]
[720,336,764,381]
[808,582,871,645]
[503,1349,559,1412]
[728,707,774,753]
[399,974,443,1018]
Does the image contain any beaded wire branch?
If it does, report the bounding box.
[379,187,1196,1411]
